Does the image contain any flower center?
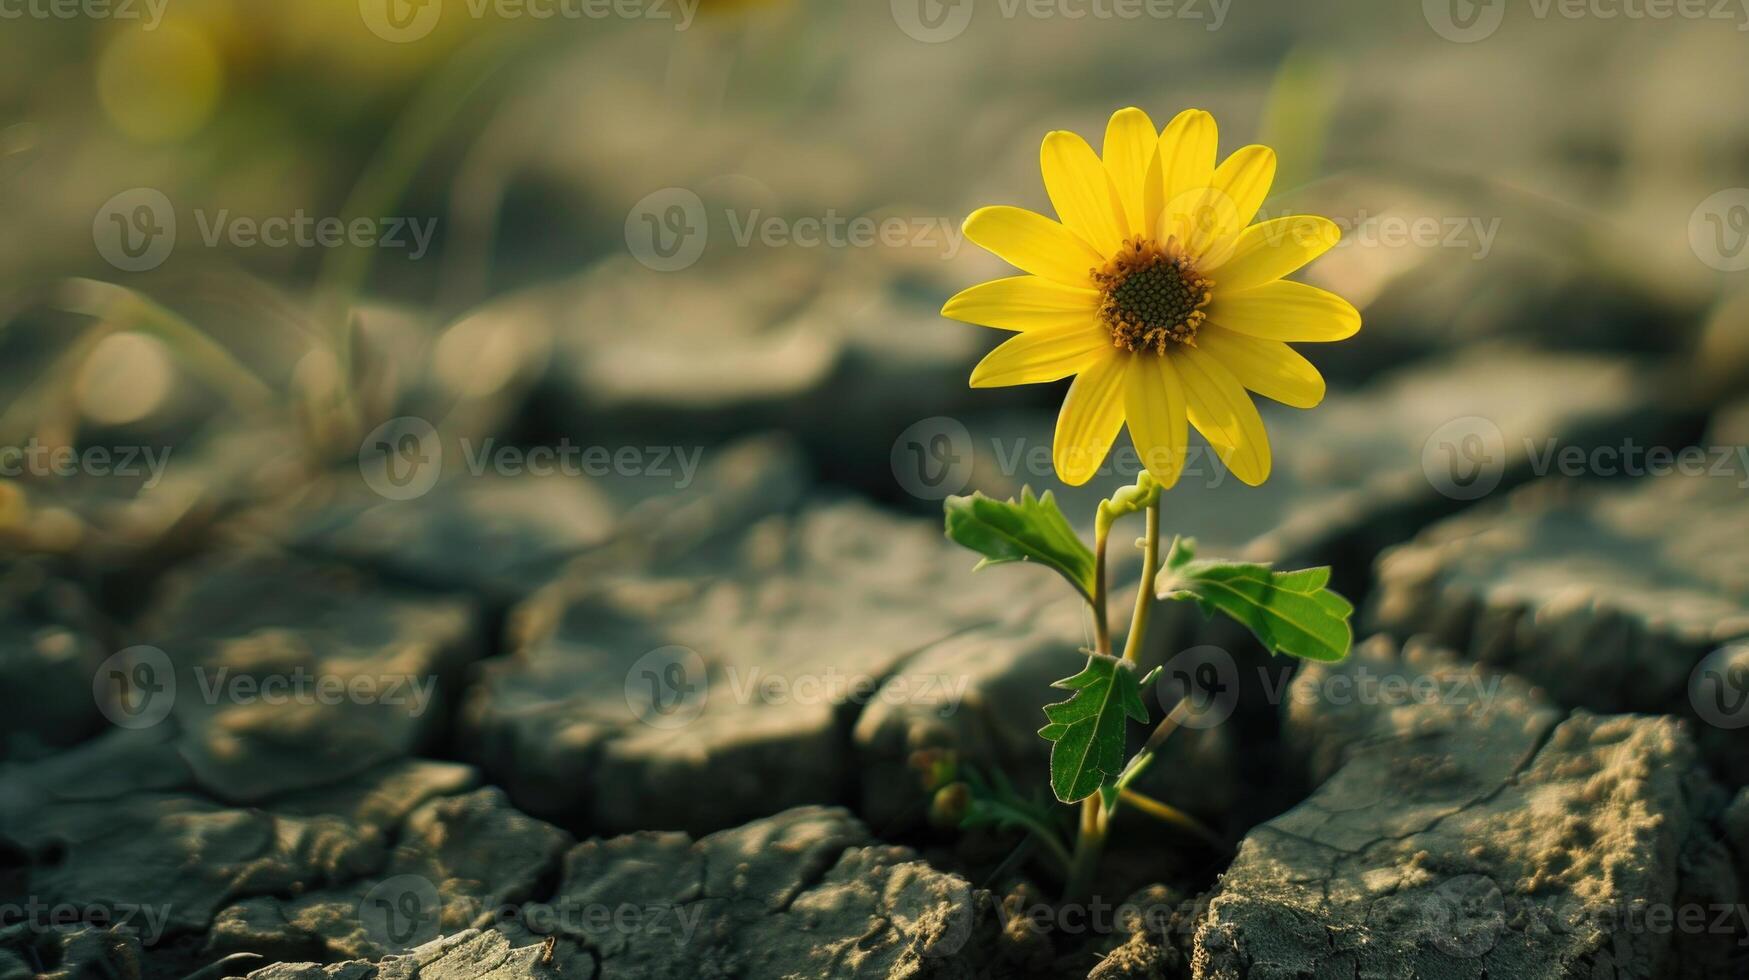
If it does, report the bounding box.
[1093,238,1213,354]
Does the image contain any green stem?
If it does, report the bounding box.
[1064,795,1106,903]
[1090,516,1112,656]
[1066,492,1164,901]
[1119,496,1161,665]
[1065,507,1118,902]
[1117,789,1224,848]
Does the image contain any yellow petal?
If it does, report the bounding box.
[1102,107,1157,239]
[1205,280,1361,343]
[1122,353,1188,488]
[1041,130,1128,258]
[963,205,1105,287]
[1151,109,1217,233]
[1176,344,1271,486]
[970,322,1113,388]
[1053,350,1128,486]
[1204,215,1340,292]
[1196,325,1326,409]
[1208,145,1277,236]
[942,276,1100,331]
[1173,145,1276,263]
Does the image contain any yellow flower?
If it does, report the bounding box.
[944,107,1360,488]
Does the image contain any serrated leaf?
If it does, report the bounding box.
[1158,538,1353,663]
[944,488,1096,602]
[1037,655,1152,802]
[960,767,1074,867]
[962,768,1063,836]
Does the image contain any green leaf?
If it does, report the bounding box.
[960,767,1074,869]
[944,488,1096,602]
[1038,655,1159,803]
[1157,538,1353,663]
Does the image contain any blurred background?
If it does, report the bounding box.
[3,1,1749,975]
[3,0,1746,642]
[1,0,1746,552]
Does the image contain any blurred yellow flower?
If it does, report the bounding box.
[945,108,1360,487]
